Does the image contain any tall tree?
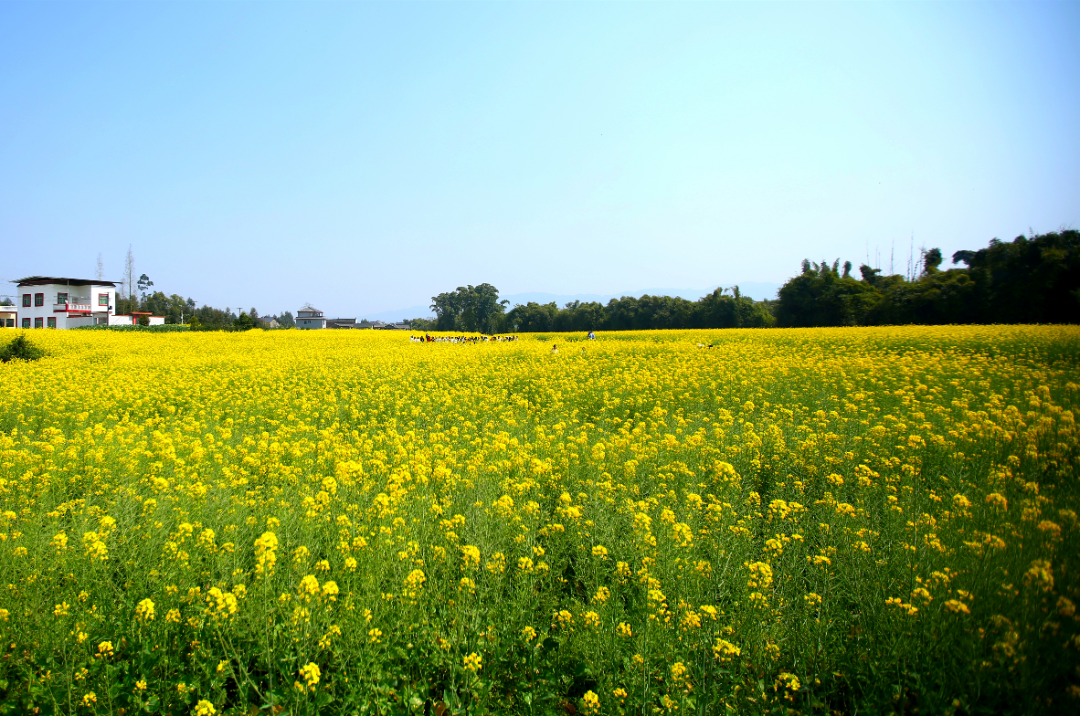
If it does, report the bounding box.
[137,274,154,305]
[234,312,255,331]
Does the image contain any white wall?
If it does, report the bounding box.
[65,316,103,329]
[17,283,116,329]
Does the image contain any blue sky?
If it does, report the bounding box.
[2,1,1077,317]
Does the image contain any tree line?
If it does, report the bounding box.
[410,283,774,333]
[416,230,1079,334]
[115,277,295,331]
[774,229,1079,327]
[81,228,1076,333]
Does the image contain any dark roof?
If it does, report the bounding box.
[15,276,118,287]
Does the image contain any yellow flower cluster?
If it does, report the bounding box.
[0,326,1076,713]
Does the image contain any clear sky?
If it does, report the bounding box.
[2,1,1077,317]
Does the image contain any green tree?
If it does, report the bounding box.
[142,292,196,324]
[234,312,255,331]
[953,230,1080,324]
[776,259,879,327]
[693,288,774,329]
[506,302,559,332]
[922,248,943,275]
[137,274,154,305]
[431,284,508,333]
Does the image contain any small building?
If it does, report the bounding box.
[326,318,357,329]
[0,305,16,328]
[296,307,326,330]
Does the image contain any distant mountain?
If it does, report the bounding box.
[360,283,781,322]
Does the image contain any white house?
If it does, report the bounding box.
[296,307,326,330]
[14,276,164,329]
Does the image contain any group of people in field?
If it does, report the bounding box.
[410,332,597,345]
[410,334,520,343]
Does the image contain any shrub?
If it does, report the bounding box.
[0,334,45,362]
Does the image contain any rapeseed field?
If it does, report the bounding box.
[0,326,1078,715]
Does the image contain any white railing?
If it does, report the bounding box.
[54,303,93,312]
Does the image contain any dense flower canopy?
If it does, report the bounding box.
[0,326,1077,714]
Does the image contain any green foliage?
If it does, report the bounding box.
[233,312,256,331]
[505,289,774,333]
[431,284,509,333]
[775,259,879,327]
[130,291,196,325]
[136,273,154,302]
[777,230,1080,327]
[0,334,45,362]
[190,305,238,331]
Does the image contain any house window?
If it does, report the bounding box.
[99,293,109,307]
[34,317,43,328]
[57,292,68,304]
[5,319,12,328]
[47,317,56,329]
[22,318,30,328]
[22,294,31,307]
[35,293,44,307]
